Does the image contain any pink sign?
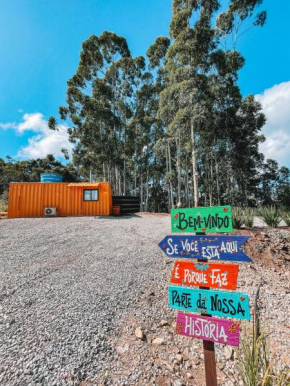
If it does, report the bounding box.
[176,312,240,347]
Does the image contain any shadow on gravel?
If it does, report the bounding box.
[95,213,142,220]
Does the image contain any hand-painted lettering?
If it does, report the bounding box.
[177,313,240,347]
[169,286,250,320]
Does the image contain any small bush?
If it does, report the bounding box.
[232,207,244,229]
[0,198,8,212]
[258,206,282,228]
[243,208,255,228]
[282,211,290,226]
[238,316,290,386]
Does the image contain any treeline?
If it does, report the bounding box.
[0,155,78,193]
[2,1,290,211]
[1,155,289,210]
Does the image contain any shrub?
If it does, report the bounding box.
[238,316,290,386]
[281,211,290,226]
[243,208,255,228]
[0,197,8,212]
[257,206,282,228]
[232,207,244,229]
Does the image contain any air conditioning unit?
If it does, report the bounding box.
[44,207,57,217]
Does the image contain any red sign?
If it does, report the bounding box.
[170,261,239,290]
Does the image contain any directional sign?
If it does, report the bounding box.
[171,206,232,233]
[158,235,252,262]
[176,312,240,347]
[170,261,239,290]
[169,285,251,320]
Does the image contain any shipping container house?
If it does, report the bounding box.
[8,182,112,218]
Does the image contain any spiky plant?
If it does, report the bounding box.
[257,206,282,228]
[238,318,290,386]
[281,211,290,227]
[232,207,244,229]
[243,208,255,228]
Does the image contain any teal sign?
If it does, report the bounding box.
[169,285,250,320]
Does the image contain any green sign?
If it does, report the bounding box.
[171,206,232,233]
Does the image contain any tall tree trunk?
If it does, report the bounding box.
[168,141,174,209]
[140,172,143,211]
[107,164,110,186]
[185,156,189,207]
[119,168,121,196]
[103,163,106,182]
[176,130,181,205]
[123,159,126,196]
[209,156,213,206]
[145,171,149,211]
[114,166,118,195]
[191,121,199,207]
[166,143,171,209]
[123,124,126,196]
[215,151,220,206]
[134,168,137,197]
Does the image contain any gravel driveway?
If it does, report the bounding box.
[0,214,172,386]
[1,215,289,386]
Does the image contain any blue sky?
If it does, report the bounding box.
[0,0,290,167]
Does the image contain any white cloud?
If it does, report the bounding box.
[0,122,17,130]
[256,81,290,167]
[0,112,74,160]
[17,112,48,133]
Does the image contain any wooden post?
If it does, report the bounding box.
[203,333,218,386]
[198,282,218,385]
[198,283,218,385]
[198,231,218,386]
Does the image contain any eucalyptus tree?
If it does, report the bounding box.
[108,55,147,194]
[170,1,221,206]
[257,160,290,206]
[147,37,173,208]
[148,1,220,207]
[49,32,144,193]
[211,0,267,205]
[129,66,168,210]
[163,0,267,207]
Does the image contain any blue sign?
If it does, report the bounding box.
[158,235,252,262]
[40,173,62,183]
[169,285,251,320]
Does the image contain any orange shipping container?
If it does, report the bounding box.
[8,182,112,218]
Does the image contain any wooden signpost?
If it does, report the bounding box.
[170,261,239,290]
[169,285,250,320]
[171,206,233,233]
[176,313,240,347]
[159,235,252,262]
[159,204,252,386]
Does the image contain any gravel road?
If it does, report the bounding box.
[0,214,289,386]
[0,214,172,386]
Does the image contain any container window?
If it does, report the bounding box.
[83,189,99,201]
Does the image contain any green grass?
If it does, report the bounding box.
[257,206,282,228]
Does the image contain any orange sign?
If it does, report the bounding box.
[170,261,239,290]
